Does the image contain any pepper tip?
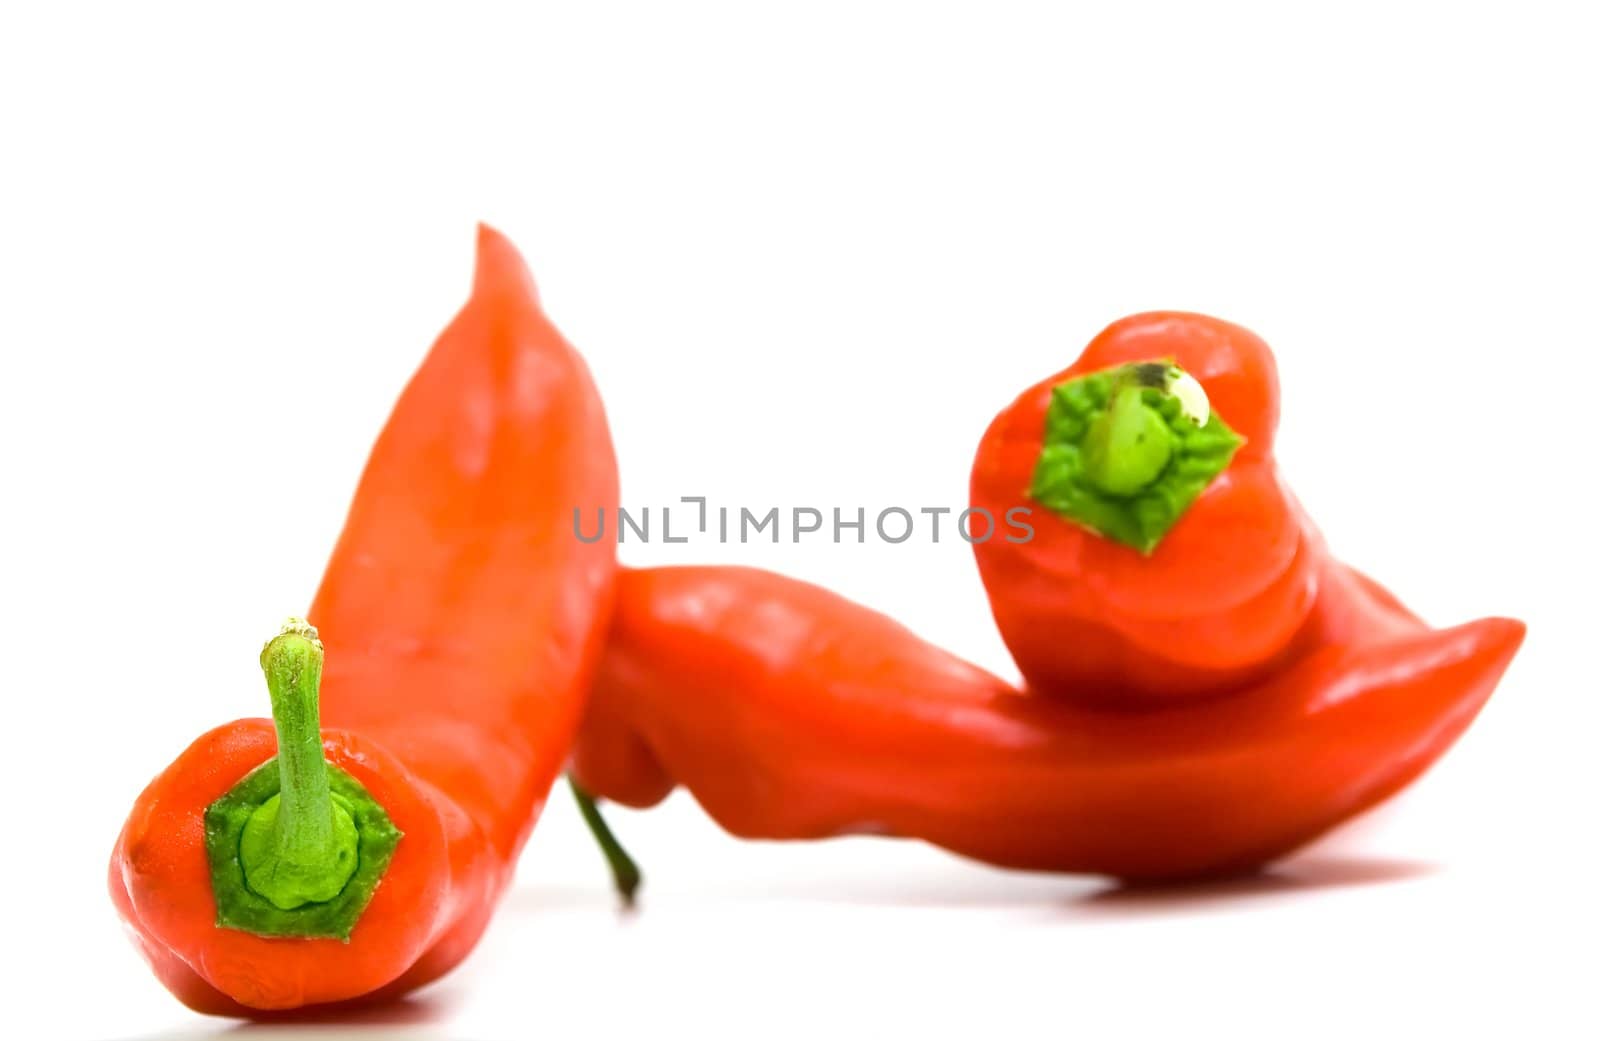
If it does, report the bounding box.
[471,222,539,304]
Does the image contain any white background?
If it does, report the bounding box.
[3,3,1596,1039]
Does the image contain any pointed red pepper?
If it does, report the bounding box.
[570,312,1523,884]
[109,227,618,1013]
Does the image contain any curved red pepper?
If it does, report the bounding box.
[572,311,1522,882]
[573,565,1521,879]
[109,226,617,1013]
[971,312,1320,704]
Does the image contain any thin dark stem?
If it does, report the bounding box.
[570,776,642,908]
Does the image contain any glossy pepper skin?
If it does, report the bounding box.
[573,566,1522,879]
[971,312,1321,704]
[109,226,617,1014]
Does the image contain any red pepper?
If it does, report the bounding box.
[971,311,1319,704]
[573,564,1521,879]
[109,226,617,1014]
[571,312,1523,883]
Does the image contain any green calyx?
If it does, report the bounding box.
[1028,361,1242,554]
[204,619,401,941]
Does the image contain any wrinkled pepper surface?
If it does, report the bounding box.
[572,312,1523,881]
[109,226,617,1014]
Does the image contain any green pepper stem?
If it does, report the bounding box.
[262,620,334,847]
[240,618,359,910]
[1080,376,1175,497]
[570,777,641,908]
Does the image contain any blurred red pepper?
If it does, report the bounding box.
[110,226,618,1014]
